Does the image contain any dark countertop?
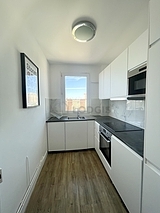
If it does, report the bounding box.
[46,115,144,157]
[95,116,144,157]
[115,131,144,157]
[46,116,95,122]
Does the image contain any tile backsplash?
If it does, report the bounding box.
[104,100,145,128]
[45,98,102,118]
[46,98,145,128]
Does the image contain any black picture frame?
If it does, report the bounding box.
[20,53,40,108]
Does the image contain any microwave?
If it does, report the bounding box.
[127,63,147,100]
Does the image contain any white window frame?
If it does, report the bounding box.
[61,73,90,114]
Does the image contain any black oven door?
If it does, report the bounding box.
[99,133,111,166]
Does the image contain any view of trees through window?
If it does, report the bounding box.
[65,76,87,112]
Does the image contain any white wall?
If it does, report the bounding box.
[49,63,100,97]
[0,6,49,213]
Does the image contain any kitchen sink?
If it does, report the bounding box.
[67,116,86,120]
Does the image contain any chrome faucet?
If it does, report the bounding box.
[77,110,80,119]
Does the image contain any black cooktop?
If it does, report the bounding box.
[103,121,142,132]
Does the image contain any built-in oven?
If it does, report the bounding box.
[127,63,147,100]
[99,125,112,167]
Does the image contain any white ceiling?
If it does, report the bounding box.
[2,0,150,65]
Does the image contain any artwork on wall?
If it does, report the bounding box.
[20,53,40,108]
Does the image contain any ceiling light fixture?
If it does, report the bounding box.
[72,21,96,42]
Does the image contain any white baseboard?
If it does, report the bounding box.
[16,151,48,213]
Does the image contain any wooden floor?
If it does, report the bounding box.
[25,150,128,213]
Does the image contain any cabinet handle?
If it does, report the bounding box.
[99,132,111,143]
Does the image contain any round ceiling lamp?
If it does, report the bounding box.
[72,21,96,42]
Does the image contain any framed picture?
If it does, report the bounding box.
[20,53,40,108]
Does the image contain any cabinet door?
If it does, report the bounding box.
[112,135,142,213]
[150,0,160,45]
[94,121,99,141]
[128,30,148,70]
[142,164,160,213]
[110,49,127,98]
[88,121,94,148]
[47,122,65,151]
[66,121,88,150]
[145,40,160,168]
[99,71,103,99]
[103,65,111,99]
[94,122,99,151]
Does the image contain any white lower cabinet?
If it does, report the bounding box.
[111,135,143,213]
[47,121,95,151]
[94,121,99,152]
[47,122,65,151]
[94,121,99,150]
[142,164,160,213]
[65,121,88,150]
[88,121,95,148]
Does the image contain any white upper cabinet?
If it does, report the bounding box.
[87,121,95,148]
[99,31,148,100]
[99,65,111,99]
[99,71,103,99]
[128,30,148,70]
[110,49,127,98]
[103,65,111,99]
[150,0,160,45]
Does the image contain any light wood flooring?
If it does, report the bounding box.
[25,150,128,213]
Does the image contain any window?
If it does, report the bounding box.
[63,75,88,112]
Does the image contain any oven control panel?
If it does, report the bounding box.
[99,125,112,139]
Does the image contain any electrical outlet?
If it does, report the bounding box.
[0,169,2,183]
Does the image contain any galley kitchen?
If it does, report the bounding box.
[1,1,160,213]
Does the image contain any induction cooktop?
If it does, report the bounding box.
[103,121,142,132]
